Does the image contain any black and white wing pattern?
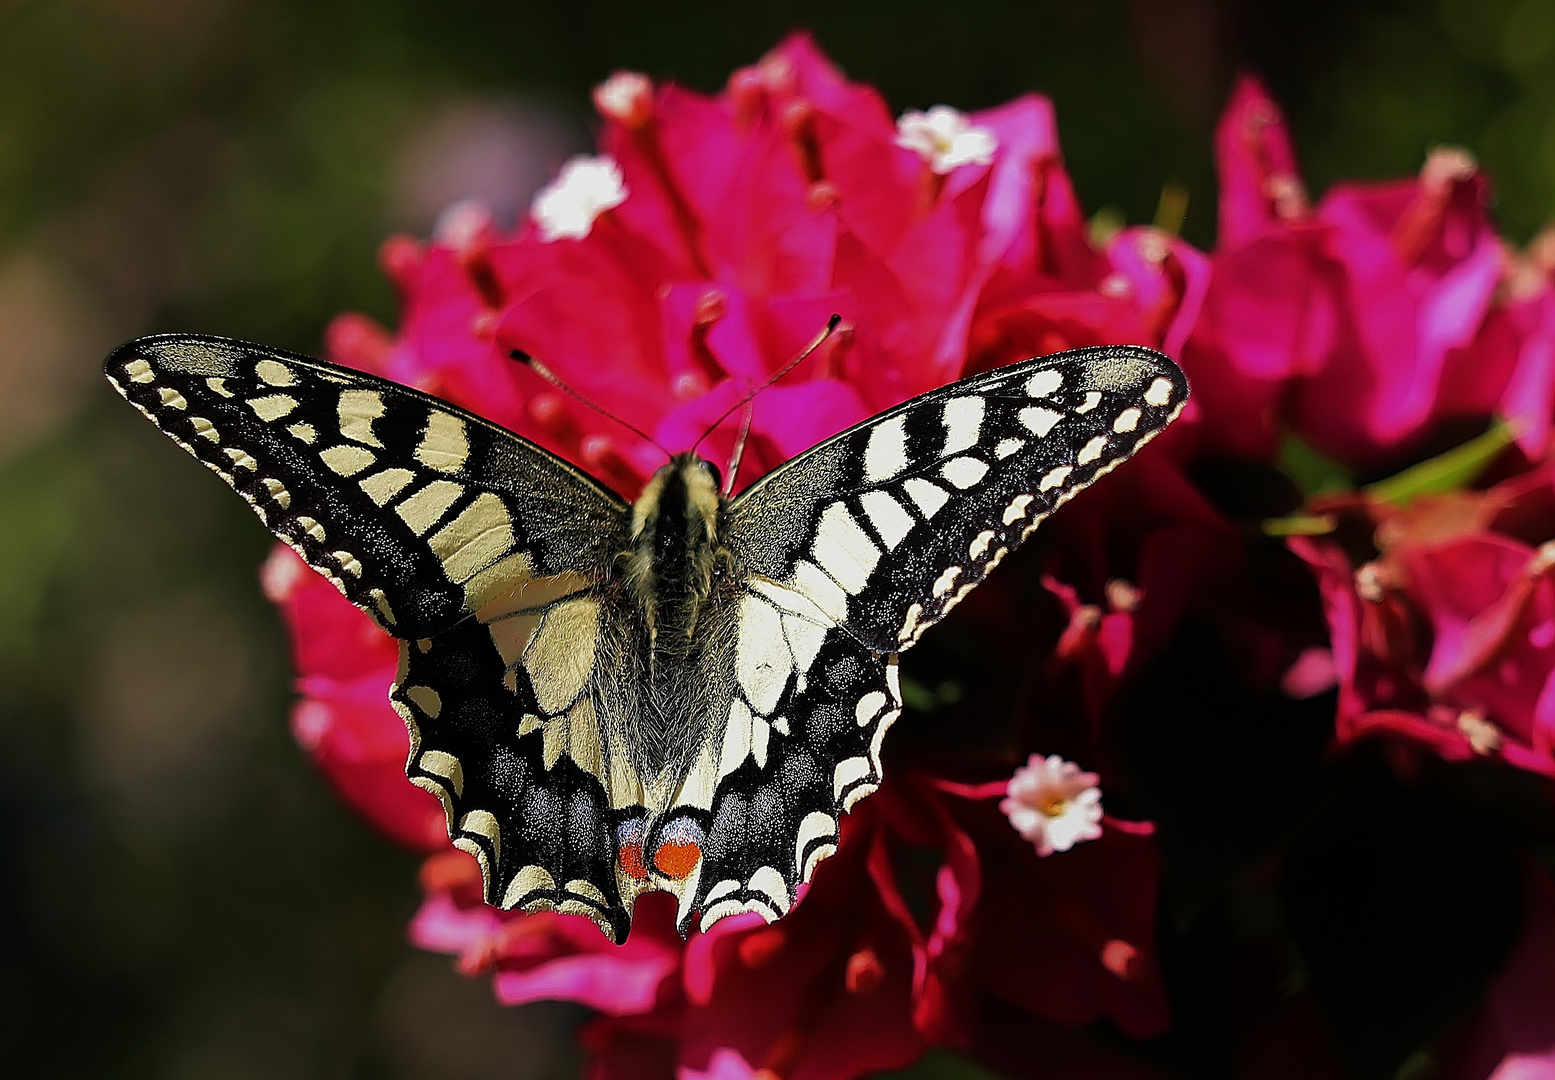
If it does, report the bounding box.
[691,346,1188,928]
[108,334,1187,944]
[105,334,641,940]
[105,334,624,634]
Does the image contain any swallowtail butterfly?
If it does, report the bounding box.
[105,334,1186,942]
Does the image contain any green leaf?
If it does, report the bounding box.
[1277,433,1353,498]
[878,1050,1009,1080]
[1261,512,1339,537]
[1362,419,1515,507]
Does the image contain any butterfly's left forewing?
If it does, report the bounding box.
[684,346,1186,929]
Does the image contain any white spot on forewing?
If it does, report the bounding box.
[1075,391,1102,414]
[206,377,233,397]
[360,468,415,506]
[970,529,996,559]
[1144,377,1173,407]
[287,423,316,444]
[249,395,297,422]
[941,456,988,489]
[320,444,375,476]
[904,477,950,518]
[223,447,258,471]
[737,593,791,715]
[1020,406,1062,437]
[124,358,154,384]
[395,479,464,535]
[812,502,880,594]
[430,492,514,585]
[863,415,909,483]
[1025,369,1062,397]
[190,416,219,443]
[940,396,984,456]
[262,477,290,507]
[338,389,387,447]
[157,387,188,410]
[859,490,914,550]
[1113,407,1142,433]
[1040,465,1074,492]
[416,411,470,473]
[255,359,294,387]
[1077,435,1109,465]
[995,437,1025,459]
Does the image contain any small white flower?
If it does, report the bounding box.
[1000,754,1104,856]
[432,198,492,252]
[530,154,628,242]
[895,105,998,174]
[593,71,653,127]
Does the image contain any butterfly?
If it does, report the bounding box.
[105,332,1187,942]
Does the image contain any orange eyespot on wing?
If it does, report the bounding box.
[649,816,705,881]
[616,819,651,881]
[652,840,702,880]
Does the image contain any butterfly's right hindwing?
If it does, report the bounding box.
[105,334,628,639]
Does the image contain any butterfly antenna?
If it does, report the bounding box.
[721,399,756,497]
[510,350,670,459]
[691,313,842,456]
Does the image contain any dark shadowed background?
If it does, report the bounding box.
[1,1,1552,1076]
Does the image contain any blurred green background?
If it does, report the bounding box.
[1,1,1553,1076]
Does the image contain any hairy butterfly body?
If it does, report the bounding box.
[106,334,1187,942]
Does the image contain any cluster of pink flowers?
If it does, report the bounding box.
[261,35,1555,1080]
